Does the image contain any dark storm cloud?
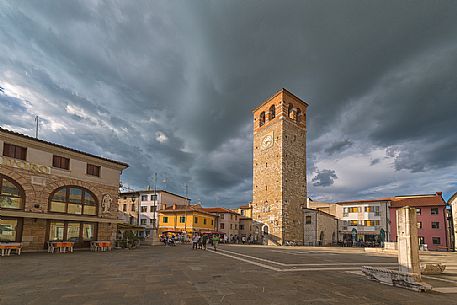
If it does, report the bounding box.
[394,140,457,173]
[325,139,353,155]
[1,1,457,205]
[312,170,338,187]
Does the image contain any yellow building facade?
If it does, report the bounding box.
[236,204,253,218]
[158,204,217,237]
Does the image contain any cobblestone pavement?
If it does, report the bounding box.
[2,244,457,305]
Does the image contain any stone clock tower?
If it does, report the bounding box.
[252,88,308,245]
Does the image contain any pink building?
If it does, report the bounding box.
[389,193,448,251]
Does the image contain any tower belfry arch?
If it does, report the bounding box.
[251,88,308,245]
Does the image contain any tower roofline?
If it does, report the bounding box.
[252,88,309,113]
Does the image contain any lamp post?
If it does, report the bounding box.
[185,183,189,240]
[152,173,158,237]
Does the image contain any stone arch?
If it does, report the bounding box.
[262,225,269,235]
[44,179,102,203]
[268,104,276,121]
[0,166,34,210]
[0,172,26,209]
[43,179,104,213]
[288,103,293,119]
[48,185,99,214]
[259,112,266,127]
[296,108,302,123]
[319,231,325,246]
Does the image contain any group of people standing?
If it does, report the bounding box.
[160,234,181,246]
[223,234,253,244]
[192,233,220,251]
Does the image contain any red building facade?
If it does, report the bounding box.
[389,193,448,251]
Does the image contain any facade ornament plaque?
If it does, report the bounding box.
[101,194,113,214]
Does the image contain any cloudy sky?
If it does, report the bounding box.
[1,1,456,207]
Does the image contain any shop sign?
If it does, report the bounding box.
[0,156,51,174]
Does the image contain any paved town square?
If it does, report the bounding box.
[1,2,457,304]
[2,245,457,305]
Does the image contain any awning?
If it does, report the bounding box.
[200,231,224,235]
[160,230,183,233]
[0,209,123,224]
[117,223,145,231]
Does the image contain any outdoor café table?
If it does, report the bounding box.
[90,241,112,252]
[48,241,74,253]
[0,242,22,256]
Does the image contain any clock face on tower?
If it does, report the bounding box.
[261,134,273,150]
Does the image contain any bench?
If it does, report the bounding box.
[0,242,22,256]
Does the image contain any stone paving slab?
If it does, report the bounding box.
[2,245,457,304]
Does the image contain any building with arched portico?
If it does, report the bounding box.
[0,127,128,251]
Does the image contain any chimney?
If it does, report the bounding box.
[436,192,443,197]
[172,204,177,210]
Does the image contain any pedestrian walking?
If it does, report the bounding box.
[202,234,208,250]
[197,235,203,249]
[192,234,199,250]
[212,234,220,251]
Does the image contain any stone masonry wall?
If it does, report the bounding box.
[317,213,337,246]
[304,212,317,245]
[304,210,337,246]
[253,91,284,244]
[98,223,116,241]
[0,164,119,250]
[282,119,306,245]
[21,218,47,250]
[0,165,119,217]
[252,89,308,245]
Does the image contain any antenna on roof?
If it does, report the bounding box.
[34,116,39,139]
[162,177,168,190]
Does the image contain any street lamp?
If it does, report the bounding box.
[151,173,158,234]
[184,183,189,240]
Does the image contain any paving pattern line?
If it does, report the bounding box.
[211,249,398,273]
[432,287,457,294]
[280,267,375,272]
[217,248,288,266]
[208,249,282,271]
[219,248,398,267]
[422,275,457,284]
[271,250,338,256]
